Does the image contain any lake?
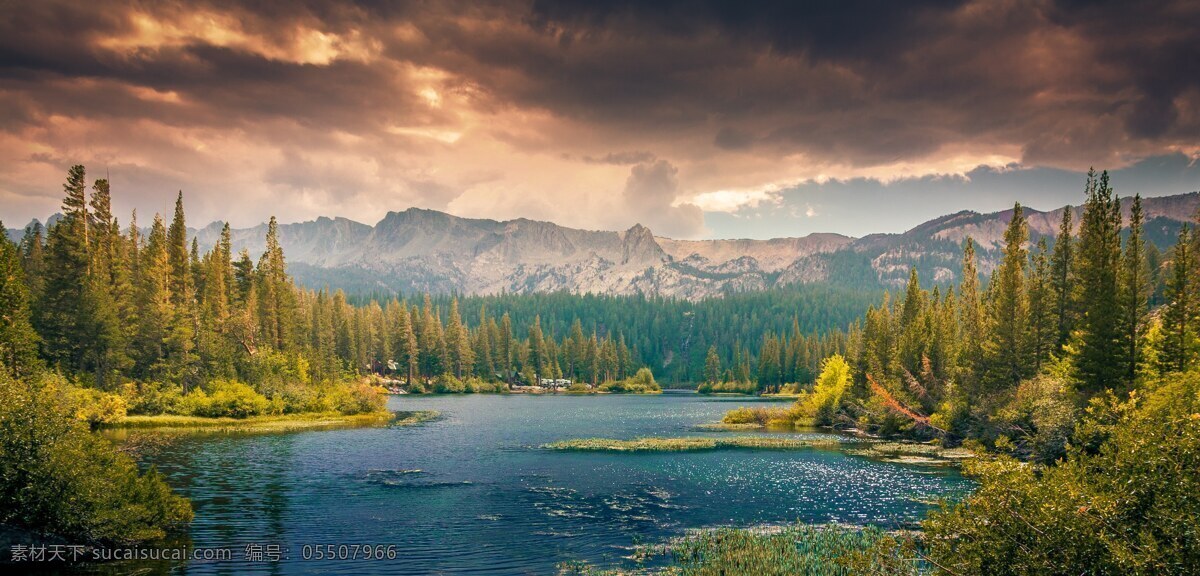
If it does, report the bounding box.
[101,392,971,574]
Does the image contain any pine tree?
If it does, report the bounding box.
[757,333,782,392]
[958,237,984,386]
[474,319,495,379]
[1120,194,1149,379]
[898,268,930,375]
[166,192,193,305]
[528,315,546,378]
[0,223,41,378]
[983,204,1032,391]
[1049,206,1075,349]
[257,216,295,350]
[37,165,94,371]
[1158,226,1193,373]
[703,345,721,384]
[164,193,198,389]
[444,298,473,377]
[498,313,513,382]
[135,215,172,378]
[1074,170,1125,392]
[1028,238,1054,371]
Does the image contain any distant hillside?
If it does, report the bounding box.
[8,192,1199,297]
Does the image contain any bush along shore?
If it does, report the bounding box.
[387,367,662,395]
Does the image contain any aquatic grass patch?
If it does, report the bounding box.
[560,523,924,575]
[846,442,975,465]
[722,406,790,426]
[692,422,763,431]
[544,436,841,453]
[390,410,442,426]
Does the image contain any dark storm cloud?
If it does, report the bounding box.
[518,0,1200,166]
[0,0,1197,236]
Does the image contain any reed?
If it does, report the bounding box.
[544,436,840,452]
[559,523,925,575]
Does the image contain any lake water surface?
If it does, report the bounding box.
[113,392,971,574]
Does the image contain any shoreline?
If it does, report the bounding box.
[99,410,403,435]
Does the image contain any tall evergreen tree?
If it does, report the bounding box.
[982,203,1032,390]
[1120,194,1149,379]
[0,223,41,378]
[1158,226,1194,373]
[1049,206,1075,349]
[958,237,984,386]
[36,165,93,371]
[166,192,192,305]
[1028,238,1054,371]
[703,345,721,385]
[135,215,172,378]
[1074,170,1125,392]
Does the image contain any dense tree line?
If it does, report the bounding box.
[2,166,697,392]
[347,286,874,386]
[826,169,1191,457]
[4,166,876,392]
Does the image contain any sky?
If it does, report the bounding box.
[1,0,1198,239]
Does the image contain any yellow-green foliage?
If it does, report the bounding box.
[180,379,272,418]
[925,369,1200,574]
[544,436,839,452]
[697,380,757,394]
[328,382,387,415]
[991,374,1077,464]
[598,367,661,393]
[565,382,593,393]
[0,372,191,544]
[121,381,183,415]
[121,378,387,417]
[432,373,466,393]
[722,406,789,426]
[68,386,127,428]
[792,354,852,426]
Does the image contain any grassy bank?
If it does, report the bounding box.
[544,436,840,452]
[101,410,409,434]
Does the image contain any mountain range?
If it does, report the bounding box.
[8,192,1200,298]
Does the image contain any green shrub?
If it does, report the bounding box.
[242,350,313,390]
[181,380,272,418]
[722,406,789,425]
[599,368,661,393]
[925,369,1200,574]
[790,354,852,426]
[269,381,333,414]
[990,375,1077,464]
[0,372,192,544]
[432,373,466,393]
[68,386,127,428]
[332,382,386,415]
[697,380,757,394]
[121,381,182,415]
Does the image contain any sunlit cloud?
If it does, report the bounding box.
[0,0,1196,239]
